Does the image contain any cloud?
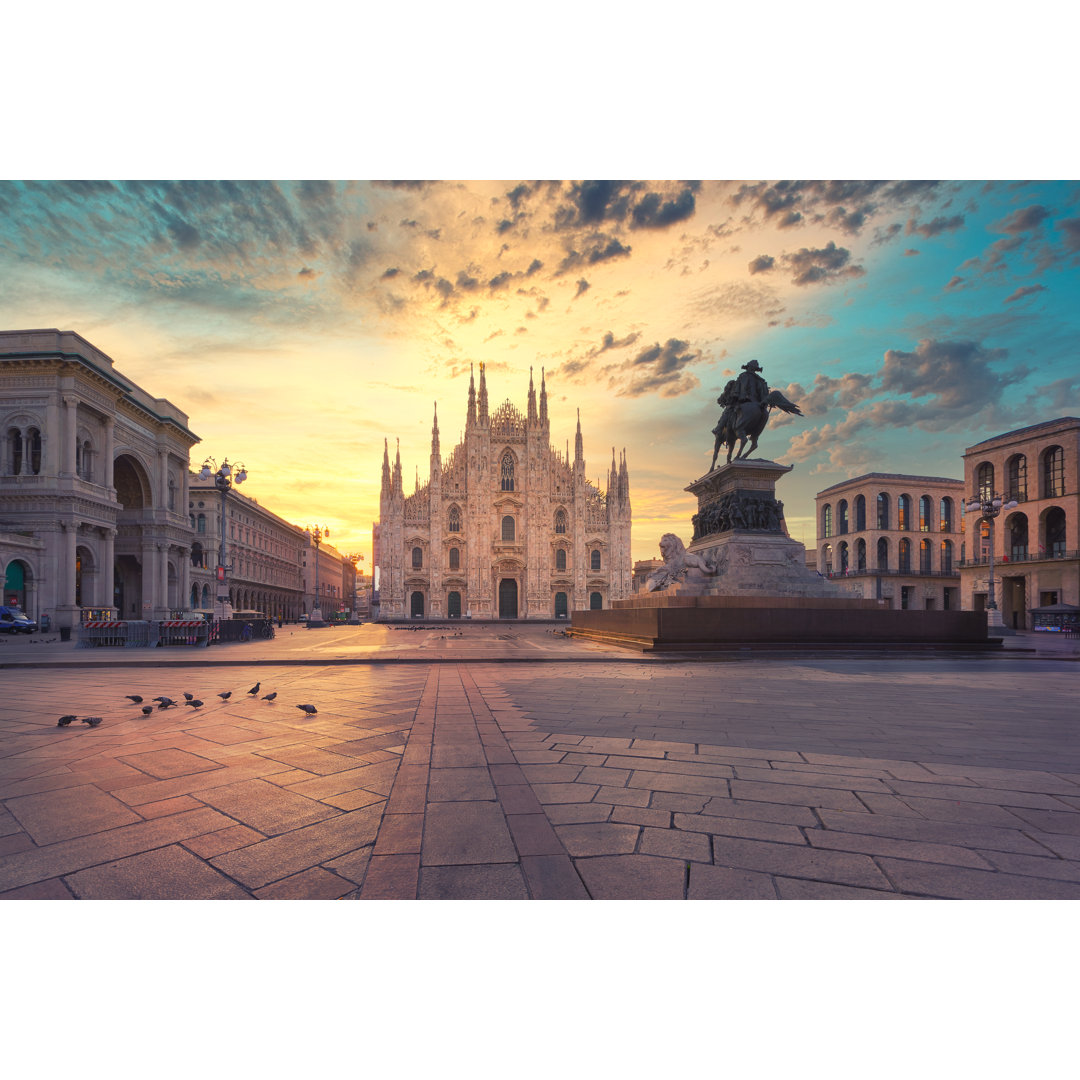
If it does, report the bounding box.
[574,278,590,298]
[1004,284,1046,304]
[944,275,966,291]
[555,237,632,275]
[615,338,703,398]
[1058,217,1080,252]
[782,242,865,286]
[992,204,1051,234]
[906,214,965,238]
[748,254,775,274]
[630,187,697,229]
[903,249,920,256]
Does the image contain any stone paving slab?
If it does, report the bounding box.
[2,651,1079,899]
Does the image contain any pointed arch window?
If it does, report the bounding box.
[554,509,567,534]
[500,451,515,492]
[448,505,462,533]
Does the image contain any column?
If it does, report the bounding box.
[141,540,156,620]
[158,542,169,616]
[180,545,191,610]
[103,417,115,490]
[61,395,78,477]
[45,397,61,477]
[102,528,116,612]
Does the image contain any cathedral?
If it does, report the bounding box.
[376,364,632,620]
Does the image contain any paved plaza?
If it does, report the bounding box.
[1,624,1078,899]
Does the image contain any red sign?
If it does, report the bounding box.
[217,566,225,582]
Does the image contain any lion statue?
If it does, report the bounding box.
[645,533,717,592]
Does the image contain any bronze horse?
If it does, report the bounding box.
[711,390,803,469]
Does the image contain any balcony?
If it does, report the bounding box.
[823,567,959,580]
[961,549,1076,568]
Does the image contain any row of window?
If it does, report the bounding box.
[440,506,572,535]
[406,590,604,617]
[976,447,1065,502]
[410,545,603,571]
[823,538,956,574]
[823,494,956,537]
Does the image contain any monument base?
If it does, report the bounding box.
[570,595,998,652]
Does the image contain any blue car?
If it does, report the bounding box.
[0,606,37,634]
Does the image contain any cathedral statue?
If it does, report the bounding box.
[710,359,804,469]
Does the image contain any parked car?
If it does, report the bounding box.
[0,606,37,634]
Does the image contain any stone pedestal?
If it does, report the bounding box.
[677,459,841,600]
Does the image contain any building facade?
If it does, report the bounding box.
[960,417,1079,628]
[187,477,308,620]
[377,365,632,619]
[1,329,198,629]
[815,472,965,610]
[300,531,355,619]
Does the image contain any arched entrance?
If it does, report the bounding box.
[3,560,29,608]
[410,590,425,617]
[498,578,518,619]
[447,591,462,618]
[554,591,568,618]
[590,591,602,610]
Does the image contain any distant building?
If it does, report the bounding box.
[632,558,663,593]
[815,472,964,610]
[960,417,1079,628]
[187,475,307,620]
[377,365,632,619]
[1,329,198,628]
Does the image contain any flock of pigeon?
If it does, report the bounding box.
[56,681,319,729]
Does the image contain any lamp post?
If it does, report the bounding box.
[346,552,365,622]
[198,457,247,620]
[965,491,1018,628]
[306,525,330,625]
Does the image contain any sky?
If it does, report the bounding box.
[2,178,1078,563]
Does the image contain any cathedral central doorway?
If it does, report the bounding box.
[447,591,461,618]
[498,578,517,619]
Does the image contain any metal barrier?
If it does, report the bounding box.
[217,618,275,643]
[157,620,210,647]
[125,621,159,648]
[78,620,133,648]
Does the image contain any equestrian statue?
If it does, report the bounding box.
[710,359,803,470]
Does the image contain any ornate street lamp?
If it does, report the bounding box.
[306,525,330,624]
[198,457,247,619]
[965,491,1018,627]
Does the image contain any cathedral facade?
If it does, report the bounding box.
[377,365,632,620]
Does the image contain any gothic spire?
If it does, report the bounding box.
[467,363,476,428]
[478,360,488,424]
[527,366,537,422]
[539,366,548,426]
[431,401,440,457]
[574,407,583,463]
[392,438,403,497]
[381,437,391,499]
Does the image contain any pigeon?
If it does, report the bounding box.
[296,704,318,715]
[183,692,194,701]
[141,705,154,716]
[262,692,277,702]
[185,699,203,708]
[82,717,103,728]
[57,715,77,727]
[217,691,232,701]
[157,698,176,710]
[247,682,261,696]
[126,695,143,703]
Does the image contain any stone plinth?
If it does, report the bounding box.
[679,460,840,600]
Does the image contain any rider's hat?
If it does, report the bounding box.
[742,359,763,372]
